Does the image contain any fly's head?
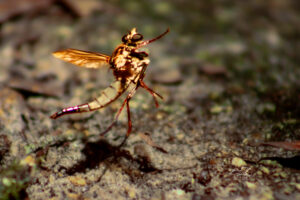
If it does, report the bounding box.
[122,28,144,47]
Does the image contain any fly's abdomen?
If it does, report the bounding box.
[88,81,124,110]
[50,104,90,119]
[50,80,135,119]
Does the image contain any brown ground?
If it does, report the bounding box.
[0,0,300,199]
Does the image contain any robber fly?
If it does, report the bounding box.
[50,28,169,136]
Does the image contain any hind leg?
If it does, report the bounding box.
[100,88,136,136]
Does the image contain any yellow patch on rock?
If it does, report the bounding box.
[69,176,87,186]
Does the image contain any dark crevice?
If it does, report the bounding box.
[259,155,300,170]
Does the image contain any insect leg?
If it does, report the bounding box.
[139,80,163,108]
[99,96,127,136]
[50,104,90,119]
[100,88,136,136]
[126,97,132,136]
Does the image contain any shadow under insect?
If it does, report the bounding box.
[62,138,160,177]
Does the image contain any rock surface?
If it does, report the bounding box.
[0,1,299,199]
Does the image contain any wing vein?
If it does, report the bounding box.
[53,48,110,69]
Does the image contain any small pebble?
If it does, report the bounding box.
[232,157,247,167]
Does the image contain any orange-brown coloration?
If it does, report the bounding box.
[50,28,169,136]
[53,49,110,69]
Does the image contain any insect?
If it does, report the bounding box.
[50,28,169,137]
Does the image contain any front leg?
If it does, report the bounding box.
[130,51,148,60]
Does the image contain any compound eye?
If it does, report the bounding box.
[122,35,128,43]
[132,34,143,42]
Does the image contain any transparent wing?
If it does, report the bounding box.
[53,48,110,69]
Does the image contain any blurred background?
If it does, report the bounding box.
[0,0,299,199]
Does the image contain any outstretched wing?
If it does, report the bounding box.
[53,48,110,69]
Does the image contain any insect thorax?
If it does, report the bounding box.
[111,45,150,84]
